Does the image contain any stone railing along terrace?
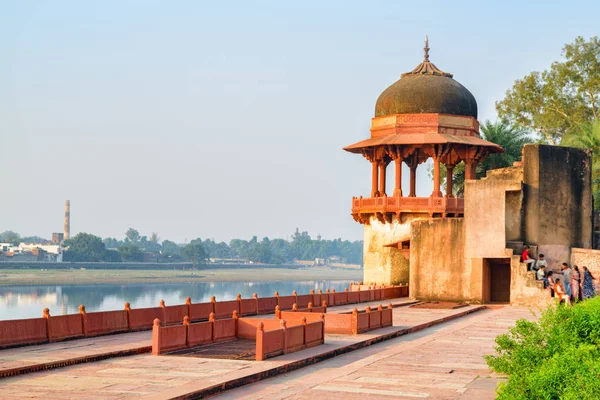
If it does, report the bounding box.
[0,284,408,349]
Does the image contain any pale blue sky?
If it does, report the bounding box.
[1,1,598,243]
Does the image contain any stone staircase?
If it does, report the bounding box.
[506,249,551,306]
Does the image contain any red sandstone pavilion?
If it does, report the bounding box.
[344,39,596,305]
[344,38,503,221]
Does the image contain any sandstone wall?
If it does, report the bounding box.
[570,248,600,279]
[465,178,519,259]
[362,214,423,285]
[523,145,593,271]
[408,218,483,302]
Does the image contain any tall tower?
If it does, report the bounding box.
[64,200,71,240]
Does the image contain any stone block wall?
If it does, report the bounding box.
[362,214,423,285]
[409,218,482,302]
[570,248,600,279]
[523,145,593,271]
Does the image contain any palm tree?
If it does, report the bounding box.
[447,120,534,196]
[562,122,600,209]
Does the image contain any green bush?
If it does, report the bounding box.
[485,298,600,399]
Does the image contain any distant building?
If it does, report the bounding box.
[52,233,64,244]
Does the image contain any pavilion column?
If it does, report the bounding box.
[409,166,417,197]
[379,161,387,196]
[446,164,454,197]
[393,158,403,197]
[371,161,379,197]
[432,157,442,198]
[464,160,477,180]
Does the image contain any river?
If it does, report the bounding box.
[0,280,352,321]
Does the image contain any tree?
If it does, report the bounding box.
[161,240,181,258]
[0,231,21,245]
[125,228,140,244]
[149,232,160,245]
[496,36,600,144]
[182,239,207,267]
[103,237,124,249]
[562,122,600,209]
[63,233,107,262]
[21,236,48,243]
[117,244,144,262]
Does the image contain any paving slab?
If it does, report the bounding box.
[217,306,536,400]
[0,297,414,378]
[0,331,151,378]
[0,304,488,399]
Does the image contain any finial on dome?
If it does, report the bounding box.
[400,36,453,78]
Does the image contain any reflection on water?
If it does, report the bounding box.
[0,280,352,321]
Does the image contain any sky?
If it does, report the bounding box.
[1,1,598,243]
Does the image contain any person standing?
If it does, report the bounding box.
[571,266,581,302]
[581,266,597,300]
[561,263,572,299]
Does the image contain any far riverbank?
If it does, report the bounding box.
[0,267,363,286]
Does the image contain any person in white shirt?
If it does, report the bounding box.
[536,265,546,282]
[534,254,548,271]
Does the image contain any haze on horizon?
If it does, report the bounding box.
[1,1,598,243]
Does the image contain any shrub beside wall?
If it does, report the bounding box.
[485,298,600,399]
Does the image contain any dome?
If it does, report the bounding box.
[374,41,478,119]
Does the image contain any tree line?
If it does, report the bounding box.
[0,229,363,266]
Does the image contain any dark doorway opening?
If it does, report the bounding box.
[484,258,511,303]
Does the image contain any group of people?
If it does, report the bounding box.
[521,245,597,305]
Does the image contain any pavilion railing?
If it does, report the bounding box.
[352,195,463,214]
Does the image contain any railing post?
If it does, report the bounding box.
[308,302,313,312]
[124,302,132,331]
[274,291,280,308]
[183,316,190,347]
[301,316,307,347]
[280,319,287,354]
[210,296,216,316]
[253,293,258,316]
[79,305,87,336]
[232,310,239,337]
[344,288,349,304]
[159,299,166,326]
[292,290,297,306]
[292,303,298,312]
[43,308,51,342]
[209,312,215,342]
[152,318,161,356]
[185,297,192,321]
[322,301,327,313]
[256,322,265,361]
[275,305,281,319]
[366,306,372,329]
[310,289,315,306]
[351,308,359,334]
[236,294,242,315]
[319,313,325,341]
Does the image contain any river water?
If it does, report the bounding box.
[0,280,352,321]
